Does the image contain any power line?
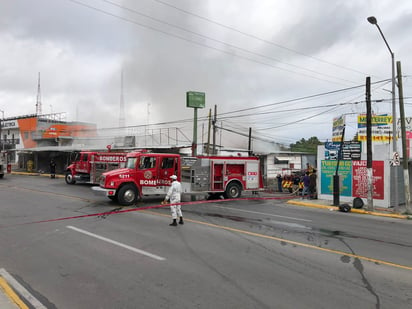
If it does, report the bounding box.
[216,78,391,117]
[68,0,359,86]
[152,0,371,77]
[91,79,393,134]
[100,0,359,85]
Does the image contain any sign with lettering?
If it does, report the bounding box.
[186,91,205,108]
[2,120,18,129]
[352,160,384,199]
[320,160,352,196]
[357,114,392,142]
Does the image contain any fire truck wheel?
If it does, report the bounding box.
[118,184,138,206]
[224,183,242,199]
[65,172,76,184]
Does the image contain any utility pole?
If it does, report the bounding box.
[396,61,412,213]
[366,77,374,211]
[248,128,252,156]
[367,16,398,209]
[207,109,212,155]
[212,105,217,155]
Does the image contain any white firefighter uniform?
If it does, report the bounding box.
[165,178,182,219]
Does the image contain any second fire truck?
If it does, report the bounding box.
[94,151,264,205]
[65,151,127,185]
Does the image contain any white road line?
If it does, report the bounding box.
[66,226,166,261]
[0,268,46,309]
[210,205,312,222]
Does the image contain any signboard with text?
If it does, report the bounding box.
[352,160,384,199]
[357,114,392,142]
[186,91,205,108]
[320,160,352,196]
[332,115,345,142]
[324,141,361,161]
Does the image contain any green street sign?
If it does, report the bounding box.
[186,91,205,108]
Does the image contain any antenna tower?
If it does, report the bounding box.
[119,70,125,127]
[35,72,42,115]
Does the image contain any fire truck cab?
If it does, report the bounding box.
[95,151,263,206]
[65,151,127,185]
[96,151,180,205]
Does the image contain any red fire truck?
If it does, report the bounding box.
[65,151,127,185]
[93,151,263,205]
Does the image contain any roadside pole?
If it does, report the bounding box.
[333,125,345,206]
[366,77,374,211]
[396,61,412,214]
[186,91,205,156]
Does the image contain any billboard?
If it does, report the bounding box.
[320,159,385,200]
[332,115,345,142]
[352,160,384,199]
[186,91,205,108]
[357,114,392,142]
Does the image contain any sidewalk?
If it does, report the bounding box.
[0,269,46,309]
[256,190,412,220]
[11,170,64,178]
[0,274,23,309]
[285,196,412,219]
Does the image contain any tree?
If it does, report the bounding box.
[290,137,322,153]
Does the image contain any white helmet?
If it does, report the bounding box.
[170,175,177,180]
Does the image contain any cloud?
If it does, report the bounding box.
[1,0,411,151]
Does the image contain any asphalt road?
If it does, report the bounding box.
[0,174,411,309]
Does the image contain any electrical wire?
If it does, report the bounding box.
[152,0,371,77]
[68,0,361,86]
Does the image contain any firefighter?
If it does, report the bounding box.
[163,175,183,226]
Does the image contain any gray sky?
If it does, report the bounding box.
[1,0,412,151]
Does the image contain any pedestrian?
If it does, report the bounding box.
[163,175,183,226]
[309,169,317,199]
[301,171,310,199]
[291,173,301,196]
[50,159,56,179]
[276,174,282,192]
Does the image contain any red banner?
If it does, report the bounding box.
[352,160,384,199]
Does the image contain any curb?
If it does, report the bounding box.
[10,172,64,178]
[287,200,410,220]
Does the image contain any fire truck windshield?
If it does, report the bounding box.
[126,157,137,169]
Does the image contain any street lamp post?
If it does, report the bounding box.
[367,16,398,209]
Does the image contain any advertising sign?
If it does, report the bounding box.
[352,160,384,199]
[186,91,205,108]
[2,120,19,129]
[320,160,352,196]
[324,141,361,160]
[332,115,345,142]
[357,114,392,142]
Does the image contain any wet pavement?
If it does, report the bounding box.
[1,173,410,307]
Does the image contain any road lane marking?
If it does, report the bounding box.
[0,276,28,309]
[141,211,412,271]
[66,226,166,261]
[0,268,46,308]
[210,205,312,222]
